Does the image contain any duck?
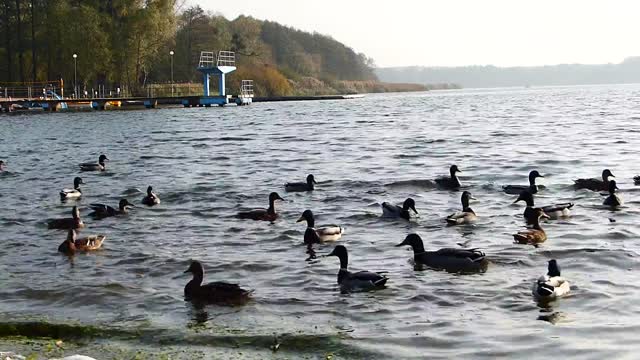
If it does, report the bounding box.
[395,233,488,273]
[435,164,462,190]
[532,259,570,301]
[503,170,544,195]
[236,192,284,221]
[47,206,85,230]
[513,208,550,244]
[446,191,477,225]
[89,199,134,218]
[296,209,343,243]
[183,260,252,305]
[59,177,84,201]
[285,174,317,192]
[58,229,105,255]
[574,169,614,191]
[79,154,109,171]
[634,175,640,185]
[0,160,5,171]
[141,186,160,206]
[381,197,418,220]
[514,190,573,221]
[603,179,622,208]
[326,245,388,293]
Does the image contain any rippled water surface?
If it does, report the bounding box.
[2,85,640,359]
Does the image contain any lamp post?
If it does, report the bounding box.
[169,50,174,96]
[73,53,78,99]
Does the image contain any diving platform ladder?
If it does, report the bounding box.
[197,50,236,97]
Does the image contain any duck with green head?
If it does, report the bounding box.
[89,199,135,218]
[326,245,388,293]
[236,192,284,221]
[395,233,488,273]
[183,260,252,305]
[297,209,343,243]
[435,165,462,190]
[60,177,84,201]
[381,197,418,220]
[503,170,544,195]
[79,154,109,171]
[533,259,570,302]
[446,191,477,225]
[285,174,317,192]
[574,169,614,191]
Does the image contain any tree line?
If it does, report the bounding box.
[0,1,376,96]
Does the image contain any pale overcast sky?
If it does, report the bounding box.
[194,0,639,68]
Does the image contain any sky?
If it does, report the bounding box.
[195,0,639,68]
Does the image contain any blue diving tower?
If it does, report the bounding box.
[191,50,236,106]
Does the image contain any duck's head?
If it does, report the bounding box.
[306,174,317,185]
[602,169,615,181]
[0,160,4,170]
[450,165,461,176]
[461,191,476,208]
[608,179,619,194]
[184,260,205,277]
[146,186,154,195]
[402,198,418,214]
[327,245,348,266]
[529,170,544,181]
[73,177,84,188]
[99,154,109,164]
[269,192,285,203]
[296,209,314,224]
[71,206,80,219]
[119,198,134,209]
[529,207,550,221]
[547,259,561,277]
[395,233,426,253]
[514,191,534,205]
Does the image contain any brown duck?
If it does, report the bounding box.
[513,208,550,245]
[183,260,252,305]
[236,192,284,221]
[58,229,106,255]
[47,206,85,230]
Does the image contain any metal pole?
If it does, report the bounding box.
[170,50,174,97]
[73,54,77,99]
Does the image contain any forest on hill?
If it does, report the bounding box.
[0,1,421,96]
[377,57,640,88]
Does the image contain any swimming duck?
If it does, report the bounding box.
[0,160,5,171]
[503,170,544,195]
[446,191,477,225]
[603,179,622,208]
[183,260,252,305]
[296,209,343,243]
[89,199,134,218]
[59,177,84,201]
[236,192,284,221]
[513,208,550,244]
[47,206,85,230]
[326,245,388,293]
[395,233,488,273]
[532,259,570,301]
[435,164,462,190]
[58,229,105,255]
[574,169,614,191]
[514,190,573,221]
[141,186,161,206]
[381,197,418,220]
[79,154,109,171]
[285,174,317,192]
[634,175,640,185]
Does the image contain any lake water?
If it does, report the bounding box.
[1,84,640,359]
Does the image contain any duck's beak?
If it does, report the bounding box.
[469,196,477,201]
[395,241,407,247]
[411,206,418,214]
[513,198,522,204]
[296,215,305,223]
[183,269,191,274]
[541,212,551,219]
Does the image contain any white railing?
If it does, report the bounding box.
[240,80,254,97]
[217,51,236,67]
[198,51,216,68]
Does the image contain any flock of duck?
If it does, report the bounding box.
[1,158,627,306]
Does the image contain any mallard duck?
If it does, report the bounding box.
[183,260,252,305]
[326,245,388,293]
[503,170,544,195]
[236,192,284,221]
[446,191,477,225]
[603,179,622,208]
[58,229,105,255]
[574,169,614,191]
[47,206,85,230]
[514,191,573,221]
[89,199,134,218]
[285,174,317,192]
[141,186,160,206]
[79,154,109,171]
[381,197,418,220]
[296,209,343,243]
[395,233,488,273]
[59,177,84,201]
[532,259,570,301]
[513,208,550,244]
[435,164,462,189]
